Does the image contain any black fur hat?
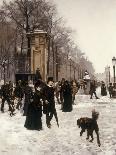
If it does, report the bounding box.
[47,77,54,83]
[34,79,41,88]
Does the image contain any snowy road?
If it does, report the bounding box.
[0,93,116,155]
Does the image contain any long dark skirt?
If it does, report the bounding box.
[101,88,107,96]
[62,95,72,112]
[23,97,31,116]
[24,103,42,130]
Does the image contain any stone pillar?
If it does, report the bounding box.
[28,30,48,81]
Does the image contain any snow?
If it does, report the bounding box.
[0,88,116,155]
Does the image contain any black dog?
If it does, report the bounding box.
[77,110,101,147]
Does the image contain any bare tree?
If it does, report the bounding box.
[1,0,95,80]
[0,9,17,81]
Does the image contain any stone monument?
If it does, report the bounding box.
[28,29,48,81]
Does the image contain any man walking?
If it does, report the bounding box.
[1,81,13,112]
[90,80,99,99]
[108,83,113,98]
[43,77,59,128]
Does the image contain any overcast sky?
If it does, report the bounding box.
[54,0,116,74]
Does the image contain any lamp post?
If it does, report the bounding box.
[112,57,116,83]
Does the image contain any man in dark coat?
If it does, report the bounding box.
[90,80,99,99]
[1,82,13,112]
[108,83,113,98]
[43,77,59,128]
[14,80,24,110]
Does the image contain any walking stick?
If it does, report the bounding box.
[54,109,59,127]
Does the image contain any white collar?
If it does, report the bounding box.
[47,84,53,88]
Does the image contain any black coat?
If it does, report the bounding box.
[23,85,33,116]
[24,90,43,130]
[90,83,96,93]
[101,85,107,96]
[14,84,24,98]
[43,85,55,114]
[1,84,12,98]
[62,83,73,112]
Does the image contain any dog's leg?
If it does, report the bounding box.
[80,129,85,136]
[89,131,94,142]
[86,130,90,140]
[80,130,83,136]
[95,129,101,147]
[90,135,94,142]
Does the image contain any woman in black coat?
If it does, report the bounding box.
[24,81,44,130]
[23,81,33,116]
[62,81,73,112]
[101,83,107,96]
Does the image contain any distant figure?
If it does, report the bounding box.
[101,82,107,96]
[35,68,42,82]
[55,81,61,104]
[108,83,113,98]
[1,82,13,112]
[90,80,99,99]
[62,81,73,112]
[14,80,24,110]
[112,83,116,98]
[59,78,65,109]
[71,80,78,104]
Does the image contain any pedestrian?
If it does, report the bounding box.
[14,80,24,110]
[1,82,14,113]
[43,77,59,128]
[23,81,33,116]
[55,81,61,104]
[101,82,107,96]
[112,83,116,98]
[24,80,44,130]
[62,80,73,112]
[71,80,78,104]
[59,78,65,109]
[108,83,113,98]
[35,68,42,82]
[90,80,99,99]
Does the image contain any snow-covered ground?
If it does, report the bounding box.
[0,88,116,155]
